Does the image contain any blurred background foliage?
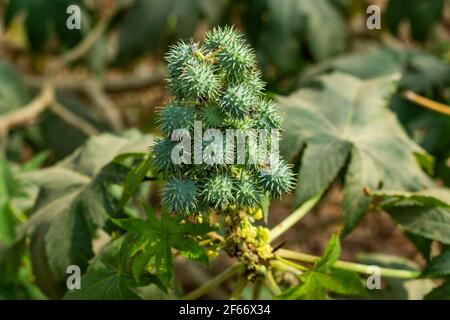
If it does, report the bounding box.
[0,0,449,299]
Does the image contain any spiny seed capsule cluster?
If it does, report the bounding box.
[152,26,295,276]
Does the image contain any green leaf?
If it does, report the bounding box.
[116,154,153,213]
[372,188,450,208]
[298,46,404,83]
[298,0,346,61]
[0,158,21,246]
[385,0,444,42]
[277,271,328,300]
[294,140,351,208]
[372,188,450,244]
[115,0,201,64]
[0,59,30,115]
[404,231,432,261]
[315,233,340,272]
[280,72,433,233]
[325,269,368,296]
[277,234,366,300]
[256,0,304,73]
[299,47,450,96]
[0,203,16,247]
[423,248,450,278]
[114,205,213,287]
[400,52,450,96]
[425,280,450,300]
[21,150,51,172]
[0,239,46,299]
[390,206,450,245]
[23,133,153,298]
[0,239,24,289]
[252,0,345,73]
[300,48,450,163]
[4,0,85,51]
[64,238,159,300]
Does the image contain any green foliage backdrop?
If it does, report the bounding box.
[0,0,450,300]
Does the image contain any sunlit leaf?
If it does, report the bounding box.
[280,72,433,233]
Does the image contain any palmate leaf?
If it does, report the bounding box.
[298,47,450,183]
[65,237,162,300]
[279,72,433,233]
[277,234,366,300]
[371,189,450,245]
[23,133,153,298]
[114,205,213,287]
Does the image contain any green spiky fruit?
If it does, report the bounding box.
[235,177,261,208]
[204,26,240,50]
[157,26,296,275]
[223,117,255,130]
[165,41,194,78]
[202,134,233,166]
[255,99,283,130]
[204,26,256,77]
[202,173,234,208]
[158,102,195,136]
[259,159,296,198]
[179,60,220,100]
[159,25,295,212]
[244,69,266,95]
[162,178,198,214]
[219,84,256,120]
[199,104,225,129]
[152,138,179,174]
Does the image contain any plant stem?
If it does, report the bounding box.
[230,277,248,300]
[194,50,207,61]
[403,90,450,117]
[264,271,281,296]
[198,239,212,246]
[270,190,324,242]
[208,231,224,242]
[178,258,229,299]
[276,256,308,271]
[10,203,28,223]
[83,79,123,132]
[252,279,262,300]
[277,249,420,279]
[182,263,242,300]
[0,85,54,134]
[271,260,302,276]
[49,101,99,136]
